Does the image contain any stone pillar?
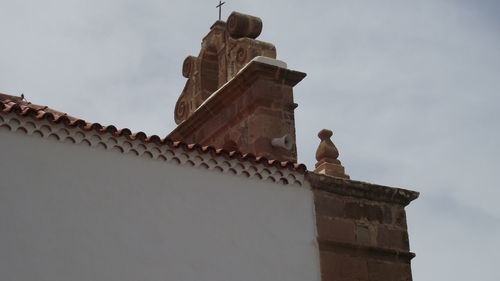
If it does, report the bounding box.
[308,173,419,281]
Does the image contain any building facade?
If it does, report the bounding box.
[0,11,418,281]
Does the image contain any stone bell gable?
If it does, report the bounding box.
[175,12,277,124]
[169,11,305,163]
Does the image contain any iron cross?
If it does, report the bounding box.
[216,1,225,20]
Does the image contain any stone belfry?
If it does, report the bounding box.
[175,12,276,124]
[169,11,306,162]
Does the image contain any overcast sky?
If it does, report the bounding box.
[1,0,499,280]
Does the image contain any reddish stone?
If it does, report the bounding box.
[383,205,393,225]
[367,260,412,281]
[316,216,355,244]
[355,224,372,246]
[320,251,369,281]
[345,201,384,223]
[377,225,410,251]
[366,204,384,223]
[395,206,408,228]
[344,201,363,220]
[174,12,277,125]
[314,191,345,218]
[308,173,417,281]
[168,61,305,162]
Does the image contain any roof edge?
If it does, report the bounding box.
[0,95,307,175]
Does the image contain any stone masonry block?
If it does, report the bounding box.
[317,216,355,244]
[367,260,412,281]
[355,224,372,246]
[383,205,393,225]
[345,201,384,223]
[395,206,408,228]
[320,251,369,281]
[377,225,409,251]
[314,191,345,218]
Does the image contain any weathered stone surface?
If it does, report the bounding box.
[169,60,305,162]
[367,260,413,281]
[174,12,277,124]
[317,216,355,244]
[383,205,394,224]
[377,225,410,251]
[355,224,372,246]
[169,11,307,162]
[307,173,419,206]
[311,172,417,281]
[320,248,413,281]
[395,206,408,228]
[227,12,262,39]
[314,190,345,218]
[320,251,368,281]
[345,201,384,223]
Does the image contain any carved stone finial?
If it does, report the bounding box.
[316,129,339,163]
[314,129,349,179]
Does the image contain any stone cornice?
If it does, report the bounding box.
[306,173,419,206]
[318,239,416,262]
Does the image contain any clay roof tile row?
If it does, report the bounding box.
[0,94,307,173]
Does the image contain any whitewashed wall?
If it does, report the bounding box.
[0,127,320,281]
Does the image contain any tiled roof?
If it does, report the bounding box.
[0,93,307,173]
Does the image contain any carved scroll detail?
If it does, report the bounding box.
[174,11,277,124]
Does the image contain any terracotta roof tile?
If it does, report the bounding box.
[0,94,307,173]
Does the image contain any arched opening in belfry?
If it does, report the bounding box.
[200,47,219,99]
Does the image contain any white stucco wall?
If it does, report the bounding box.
[0,124,320,281]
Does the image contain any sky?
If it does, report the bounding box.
[1,0,499,280]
